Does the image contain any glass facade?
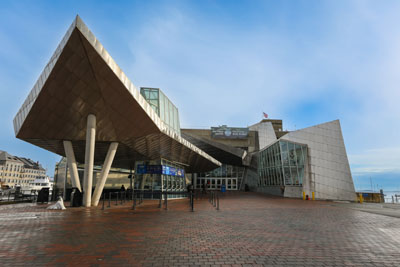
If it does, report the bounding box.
[197,164,244,190]
[258,140,307,186]
[53,157,132,200]
[135,158,186,199]
[140,87,181,135]
[54,157,187,200]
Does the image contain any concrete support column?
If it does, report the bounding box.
[83,114,96,207]
[63,141,82,192]
[91,142,118,206]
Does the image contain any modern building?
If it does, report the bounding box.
[14,16,356,205]
[14,16,221,207]
[0,150,46,189]
[182,119,356,201]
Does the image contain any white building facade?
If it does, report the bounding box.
[0,150,46,189]
[256,120,356,201]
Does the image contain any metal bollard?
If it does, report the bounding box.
[102,192,105,210]
[164,192,168,210]
[132,192,136,210]
[116,192,118,206]
[217,193,219,210]
[108,192,111,207]
[159,191,162,208]
[191,192,194,212]
[213,192,216,207]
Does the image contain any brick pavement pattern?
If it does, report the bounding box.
[0,192,399,266]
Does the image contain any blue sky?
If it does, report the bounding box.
[0,0,399,192]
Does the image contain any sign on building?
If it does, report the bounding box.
[211,126,249,139]
[136,164,185,177]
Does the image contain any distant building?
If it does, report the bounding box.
[356,191,384,203]
[0,150,46,188]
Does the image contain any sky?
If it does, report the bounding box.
[0,0,399,193]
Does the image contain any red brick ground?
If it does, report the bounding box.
[0,192,399,266]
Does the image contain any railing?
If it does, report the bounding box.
[0,190,38,203]
[209,191,220,210]
[384,196,400,204]
[99,190,197,212]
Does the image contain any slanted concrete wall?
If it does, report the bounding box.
[281,120,356,201]
[283,186,303,198]
[255,186,302,198]
[243,167,259,190]
[255,186,282,196]
[249,121,277,150]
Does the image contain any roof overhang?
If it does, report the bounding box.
[13,16,221,172]
[181,130,246,166]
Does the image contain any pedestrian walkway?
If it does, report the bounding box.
[0,192,399,266]
[331,201,400,218]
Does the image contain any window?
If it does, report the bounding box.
[258,140,307,187]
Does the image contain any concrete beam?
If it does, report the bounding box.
[91,142,118,206]
[63,140,82,192]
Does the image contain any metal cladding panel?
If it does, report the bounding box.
[249,121,277,150]
[281,120,356,201]
[13,16,221,172]
[181,131,245,166]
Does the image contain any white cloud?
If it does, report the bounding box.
[349,147,400,174]
[121,2,400,177]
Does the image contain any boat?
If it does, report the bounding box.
[21,176,53,196]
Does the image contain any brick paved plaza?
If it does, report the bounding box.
[0,192,399,266]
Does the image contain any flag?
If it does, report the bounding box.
[263,112,268,119]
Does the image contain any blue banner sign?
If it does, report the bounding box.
[136,164,147,174]
[136,164,185,177]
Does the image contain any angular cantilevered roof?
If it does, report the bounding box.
[181,130,246,166]
[13,16,221,172]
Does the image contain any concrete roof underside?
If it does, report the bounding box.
[13,16,221,172]
[181,131,246,167]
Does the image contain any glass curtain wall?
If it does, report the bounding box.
[161,158,186,199]
[258,140,307,187]
[140,87,181,135]
[197,164,244,190]
[53,158,132,200]
[135,158,186,199]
